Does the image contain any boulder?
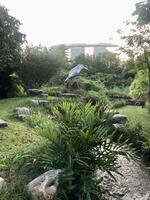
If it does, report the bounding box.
[112,123,123,130]
[27,169,61,200]
[31,99,49,105]
[15,107,30,119]
[0,119,8,127]
[112,114,127,124]
[27,89,43,96]
[39,93,48,97]
[0,177,6,189]
[60,93,79,98]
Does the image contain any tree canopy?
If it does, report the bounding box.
[0,5,25,98]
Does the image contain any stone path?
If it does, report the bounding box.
[99,155,150,200]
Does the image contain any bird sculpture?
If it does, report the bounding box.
[65,64,88,82]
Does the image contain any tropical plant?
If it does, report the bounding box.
[38,101,131,200]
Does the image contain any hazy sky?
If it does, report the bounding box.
[1,0,141,47]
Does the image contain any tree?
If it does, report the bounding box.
[20,45,68,88]
[133,0,150,24]
[74,52,121,75]
[120,21,150,102]
[0,5,25,98]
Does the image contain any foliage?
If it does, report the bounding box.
[0,179,29,200]
[129,69,147,99]
[86,90,110,106]
[106,87,130,98]
[20,45,68,89]
[0,5,25,98]
[147,104,150,113]
[120,19,150,102]
[26,112,50,128]
[42,85,66,96]
[73,52,122,75]
[133,0,150,24]
[111,99,127,109]
[77,76,105,92]
[39,101,130,200]
[117,106,150,161]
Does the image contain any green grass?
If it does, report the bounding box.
[0,97,49,171]
[118,106,150,132]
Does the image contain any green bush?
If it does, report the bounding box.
[86,90,110,106]
[112,121,146,151]
[129,69,147,99]
[42,85,65,96]
[147,104,150,113]
[77,76,105,92]
[38,101,130,200]
[106,87,130,98]
[111,100,127,109]
[26,112,50,128]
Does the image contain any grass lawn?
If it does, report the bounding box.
[118,106,150,132]
[0,97,50,170]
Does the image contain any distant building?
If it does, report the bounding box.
[70,47,85,60]
[52,43,118,60]
[93,46,108,56]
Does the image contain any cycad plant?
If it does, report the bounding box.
[39,101,130,200]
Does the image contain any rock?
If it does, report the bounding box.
[60,93,79,98]
[27,169,61,200]
[112,123,123,130]
[112,114,127,124]
[0,177,6,189]
[0,119,8,127]
[15,107,30,119]
[39,93,48,97]
[27,89,43,96]
[31,100,39,105]
[127,99,145,107]
[31,99,49,105]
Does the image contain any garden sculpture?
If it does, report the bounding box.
[65,64,88,82]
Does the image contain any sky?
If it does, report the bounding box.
[1,0,141,47]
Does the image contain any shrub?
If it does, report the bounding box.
[42,85,66,96]
[38,101,130,200]
[147,104,150,113]
[106,87,130,98]
[86,90,110,106]
[77,76,105,92]
[26,112,50,128]
[112,121,146,151]
[111,100,127,109]
[129,69,147,99]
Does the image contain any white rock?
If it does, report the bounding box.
[0,177,6,189]
[15,107,30,118]
[31,99,48,105]
[112,114,127,123]
[27,169,61,200]
[0,119,8,127]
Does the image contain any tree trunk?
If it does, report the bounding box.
[143,50,150,103]
[148,67,150,103]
